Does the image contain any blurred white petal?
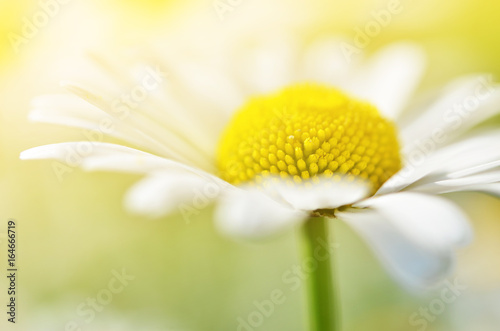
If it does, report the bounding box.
[433,171,500,187]
[62,81,214,170]
[339,192,472,288]
[215,187,308,239]
[378,130,500,194]
[70,52,227,155]
[346,42,426,120]
[30,94,162,151]
[339,208,453,289]
[401,75,500,152]
[125,172,227,218]
[356,193,472,248]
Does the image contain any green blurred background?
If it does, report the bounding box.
[1,0,500,330]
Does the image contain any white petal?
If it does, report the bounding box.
[338,209,454,289]
[215,187,308,239]
[268,176,371,211]
[139,57,241,154]
[62,81,215,171]
[401,75,500,152]
[466,183,500,197]
[347,43,426,120]
[20,142,219,178]
[124,172,228,218]
[412,180,500,196]
[447,159,500,179]
[30,94,161,151]
[338,192,472,289]
[378,130,500,194]
[357,193,472,248]
[85,53,227,155]
[31,94,105,123]
[434,170,500,187]
[433,132,500,176]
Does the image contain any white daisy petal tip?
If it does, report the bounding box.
[214,187,308,240]
[20,145,62,160]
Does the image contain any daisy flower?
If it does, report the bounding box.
[21,37,500,330]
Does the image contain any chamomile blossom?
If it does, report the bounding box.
[21,38,500,289]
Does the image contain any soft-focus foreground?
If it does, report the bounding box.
[1,1,500,330]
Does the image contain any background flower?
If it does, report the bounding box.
[1,0,500,330]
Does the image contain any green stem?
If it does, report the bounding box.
[302,217,340,331]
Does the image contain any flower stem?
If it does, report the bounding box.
[302,217,340,331]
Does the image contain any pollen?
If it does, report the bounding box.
[216,84,402,192]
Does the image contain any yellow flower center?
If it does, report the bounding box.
[216,84,402,192]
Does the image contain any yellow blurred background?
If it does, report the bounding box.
[1,0,500,330]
